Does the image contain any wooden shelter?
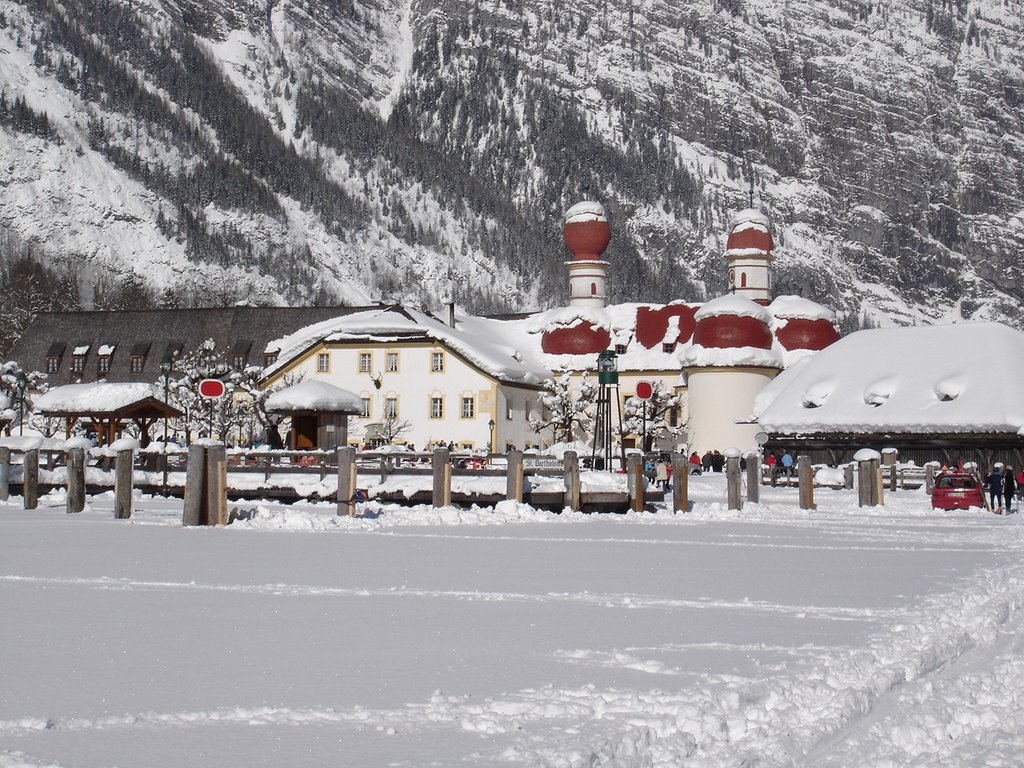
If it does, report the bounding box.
[33,383,182,447]
[265,380,362,451]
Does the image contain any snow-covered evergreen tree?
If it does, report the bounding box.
[529,373,597,445]
[0,358,46,434]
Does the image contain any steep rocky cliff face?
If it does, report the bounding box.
[1,0,1022,330]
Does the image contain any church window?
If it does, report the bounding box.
[591,282,597,295]
[740,272,747,288]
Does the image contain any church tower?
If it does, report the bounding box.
[724,209,774,305]
[563,201,610,309]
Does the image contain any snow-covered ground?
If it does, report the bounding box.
[2,474,1023,767]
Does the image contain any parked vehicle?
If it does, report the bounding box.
[931,471,984,510]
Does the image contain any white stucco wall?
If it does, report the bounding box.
[684,367,777,455]
[271,342,542,451]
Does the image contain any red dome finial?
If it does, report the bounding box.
[563,201,611,261]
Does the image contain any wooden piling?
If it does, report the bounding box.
[798,455,815,510]
[113,448,134,519]
[182,445,206,526]
[205,444,227,526]
[66,447,86,514]
[23,449,39,510]
[336,446,357,516]
[432,448,451,508]
[506,449,524,503]
[924,462,938,494]
[0,446,9,502]
[746,452,760,504]
[626,453,644,512]
[563,451,580,512]
[726,455,742,511]
[844,463,854,490]
[671,452,687,513]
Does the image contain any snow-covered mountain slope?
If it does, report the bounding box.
[1,0,1022,328]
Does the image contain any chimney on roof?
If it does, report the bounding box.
[447,302,456,328]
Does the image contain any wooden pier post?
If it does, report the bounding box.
[336,446,357,517]
[563,451,580,512]
[113,448,134,519]
[726,453,742,511]
[626,453,644,512]
[746,451,760,504]
[798,455,815,510]
[671,452,687,513]
[844,463,855,490]
[924,462,938,494]
[855,449,883,508]
[506,449,524,503]
[23,449,39,510]
[66,447,86,514]
[0,446,9,502]
[182,445,206,526]
[432,448,451,508]
[882,448,898,492]
[205,444,227,526]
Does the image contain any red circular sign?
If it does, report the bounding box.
[198,378,227,398]
[635,381,653,400]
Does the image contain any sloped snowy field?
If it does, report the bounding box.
[2,474,1023,767]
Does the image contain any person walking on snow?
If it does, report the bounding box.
[985,467,1004,512]
[1003,466,1017,513]
[1016,466,1024,501]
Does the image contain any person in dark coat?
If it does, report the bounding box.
[1003,466,1017,514]
[711,450,725,473]
[266,423,284,450]
[701,451,713,472]
[985,467,1004,512]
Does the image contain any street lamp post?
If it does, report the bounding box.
[159,354,173,493]
[487,418,496,453]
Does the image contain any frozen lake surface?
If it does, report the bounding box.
[2,473,1023,767]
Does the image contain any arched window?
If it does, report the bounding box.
[740,272,747,288]
[591,282,597,295]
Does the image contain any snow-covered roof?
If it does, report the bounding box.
[755,323,1024,436]
[265,380,363,413]
[98,344,116,356]
[33,383,164,414]
[73,345,90,355]
[264,306,550,386]
[564,201,606,224]
[769,295,836,322]
[679,344,782,369]
[695,294,771,322]
[728,208,770,232]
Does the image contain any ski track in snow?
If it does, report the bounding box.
[3,564,1024,764]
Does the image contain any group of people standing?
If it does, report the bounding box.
[985,465,1023,513]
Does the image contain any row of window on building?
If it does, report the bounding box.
[316,350,446,375]
[356,394,479,420]
[44,342,280,376]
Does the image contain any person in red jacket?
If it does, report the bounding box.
[1017,467,1024,501]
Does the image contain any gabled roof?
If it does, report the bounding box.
[9,306,379,384]
[33,383,183,419]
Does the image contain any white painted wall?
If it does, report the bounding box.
[726,256,771,303]
[273,342,542,451]
[566,259,609,308]
[684,367,777,455]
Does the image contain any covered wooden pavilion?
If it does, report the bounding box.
[265,380,363,451]
[33,383,182,447]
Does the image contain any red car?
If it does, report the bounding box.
[931,472,985,510]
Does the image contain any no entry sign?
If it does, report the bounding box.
[635,381,653,400]
[198,378,227,399]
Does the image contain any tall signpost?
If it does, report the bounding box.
[198,378,227,440]
[635,380,653,453]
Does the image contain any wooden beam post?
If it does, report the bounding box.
[671,451,687,513]
[882,448,898,492]
[114,448,134,519]
[336,446,357,517]
[746,451,760,504]
[563,450,580,512]
[432,448,451,508]
[506,449,524,503]
[626,453,644,512]
[844,463,855,490]
[182,445,206,526]
[205,444,227,526]
[726,454,742,511]
[924,462,938,494]
[23,449,39,510]
[798,455,815,511]
[66,447,86,514]
[0,446,9,502]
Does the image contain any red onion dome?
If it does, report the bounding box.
[563,201,611,261]
[541,322,612,355]
[635,304,698,349]
[768,296,840,351]
[725,208,773,257]
[692,295,773,350]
